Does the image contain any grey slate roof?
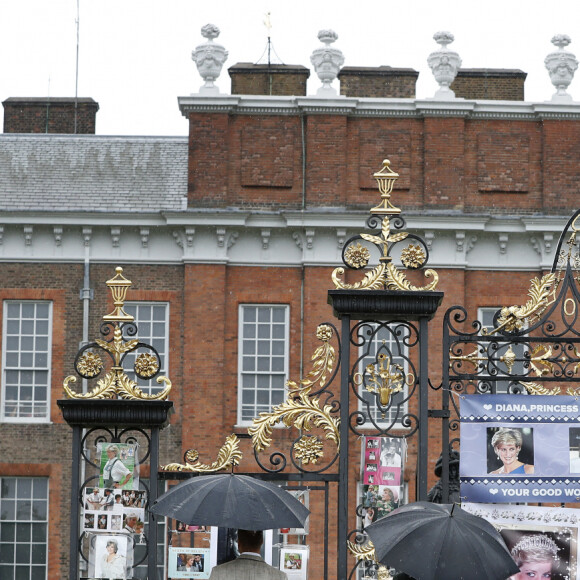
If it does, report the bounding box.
[0,134,188,212]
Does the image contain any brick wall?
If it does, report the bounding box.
[3,97,99,133]
[229,63,310,96]
[186,109,580,215]
[0,257,555,577]
[338,66,418,98]
[0,263,183,577]
[451,69,527,100]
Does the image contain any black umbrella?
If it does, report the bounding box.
[149,473,310,531]
[365,502,519,580]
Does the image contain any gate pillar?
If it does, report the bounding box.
[327,160,443,577]
[57,267,174,579]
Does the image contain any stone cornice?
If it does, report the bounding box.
[0,211,570,272]
[178,94,580,121]
[1,209,570,234]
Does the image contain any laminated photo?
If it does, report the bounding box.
[89,533,131,580]
[463,503,578,580]
[280,545,309,580]
[97,442,139,491]
[168,546,210,579]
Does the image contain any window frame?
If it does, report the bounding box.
[237,304,290,426]
[0,476,49,580]
[1,300,53,423]
[122,301,170,397]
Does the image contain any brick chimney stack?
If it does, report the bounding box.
[229,63,310,96]
[3,97,99,133]
[451,69,527,100]
[338,66,419,98]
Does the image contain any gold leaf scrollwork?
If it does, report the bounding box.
[287,324,336,394]
[385,262,439,292]
[249,325,340,456]
[528,344,554,378]
[249,386,340,453]
[348,540,391,578]
[332,264,387,290]
[348,539,376,561]
[161,434,242,472]
[520,382,561,395]
[63,368,172,400]
[63,267,174,401]
[487,273,557,334]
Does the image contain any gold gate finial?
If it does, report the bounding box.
[62,267,172,400]
[103,267,134,322]
[332,159,439,292]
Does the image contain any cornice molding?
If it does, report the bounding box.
[178,94,580,121]
[0,212,569,272]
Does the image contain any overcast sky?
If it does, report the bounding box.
[1,0,580,136]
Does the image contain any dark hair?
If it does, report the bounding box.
[237,529,263,551]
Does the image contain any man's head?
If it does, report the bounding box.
[237,529,263,553]
[125,513,138,529]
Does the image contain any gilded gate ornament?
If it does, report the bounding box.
[249,324,340,462]
[332,159,439,292]
[447,209,580,397]
[62,267,172,400]
[161,434,242,472]
[354,353,415,418]
[348,539,390,578]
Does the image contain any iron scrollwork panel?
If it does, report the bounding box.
[349,320,419,437]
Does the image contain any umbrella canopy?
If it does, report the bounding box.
[365,502,519,580]
[149,473,310,531]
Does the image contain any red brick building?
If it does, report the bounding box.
[0,55,579,579]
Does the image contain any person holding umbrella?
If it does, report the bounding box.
[208,529,287,579]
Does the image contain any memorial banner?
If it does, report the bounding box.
[460,394,580,503]
[463,503,578,580]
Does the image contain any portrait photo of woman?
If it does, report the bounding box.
[488,427,534,475]
[94,536,128,579]
[501,529,576,580]
[506,533,565,580]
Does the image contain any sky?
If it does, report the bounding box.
[1,0,580,136]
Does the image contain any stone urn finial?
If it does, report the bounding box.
[427,31,462,100]
[192,23,229,95]
[310,29,345,96]
[545,34,578,102]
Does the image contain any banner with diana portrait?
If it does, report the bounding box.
[460,394,580,503]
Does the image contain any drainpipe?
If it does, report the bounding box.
[299,112,308,376]
[80,248,93,392]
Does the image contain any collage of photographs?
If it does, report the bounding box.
[80,442,142,580]
[361,436,406,524]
